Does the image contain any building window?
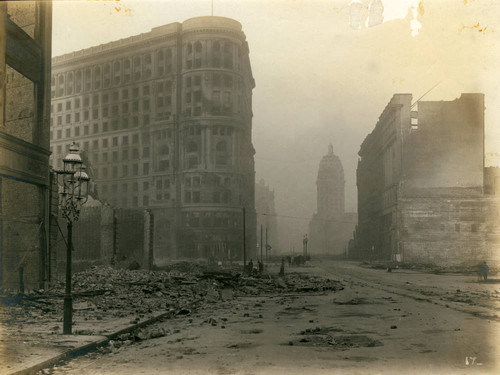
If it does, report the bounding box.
[185,191,191,203]
[143,162,149,175]
[193,191,200,203]
[159,160,169,171]
[93,123,99,133]
[213,191,220,203]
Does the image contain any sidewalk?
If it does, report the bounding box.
[1,302,176,375]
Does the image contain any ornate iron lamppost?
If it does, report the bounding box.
[55,142,90,334]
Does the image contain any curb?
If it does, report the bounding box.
[9,310,176,375]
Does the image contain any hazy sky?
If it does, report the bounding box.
[52,0,500,249]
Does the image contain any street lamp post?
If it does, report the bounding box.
[55,142,90,335]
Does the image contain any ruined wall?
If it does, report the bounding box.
[404,94,484,189]
[52,204,153,280]
[398,192,500,268]
[115,209,146,268]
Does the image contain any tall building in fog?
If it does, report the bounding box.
[50,16,256,264]
[255,179,280,256]
[309,145,356,255]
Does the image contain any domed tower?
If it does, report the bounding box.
[316,144,345,219]
[309,144,348,255]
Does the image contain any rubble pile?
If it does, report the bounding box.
[0,263,343,327]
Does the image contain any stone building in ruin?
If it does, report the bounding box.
[353,93,500,267]
[309,145,357,255]
[50,16,257,265]
[0,2,52,290]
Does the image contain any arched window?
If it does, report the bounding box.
[187,43,193,54]
[57,75,65,96]
[84,68,91,91]
[75,70,82,93]
[212,41,221,67]
[195,41,202,53]
[67,72,74,95]
[223,43,233,69]
[94,66,101,89]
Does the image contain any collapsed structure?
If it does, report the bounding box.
[352,93,500,267]
[309,145,356,255]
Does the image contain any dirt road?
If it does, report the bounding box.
[45,261,499,375]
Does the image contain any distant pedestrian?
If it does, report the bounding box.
[479,261,489,281]
[258,260,264,275]
[247,259,254,276]
[279,257,285,276]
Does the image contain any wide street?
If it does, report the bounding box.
[42,260,500,375]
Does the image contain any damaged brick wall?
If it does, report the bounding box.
[51,204,154,280]
[398,192,500,268]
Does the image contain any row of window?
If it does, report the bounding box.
[185,41,237,70]
[183,210,241,229]
[52,50,175,98]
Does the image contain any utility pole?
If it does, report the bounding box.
[242,207,246,272]
[265,227,268,261]
[260,224,263,262]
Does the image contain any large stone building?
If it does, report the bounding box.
[353,93,500,267]
[50,16,256,265]
[255,179,280,257]
[309,145,357,255]
[0,2,52,290]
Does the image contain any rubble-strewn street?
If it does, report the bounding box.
[2,260,498,375]
[0,261,341,374]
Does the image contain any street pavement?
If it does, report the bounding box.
[14,259,498,375]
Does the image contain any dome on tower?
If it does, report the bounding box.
[317,144,344,179]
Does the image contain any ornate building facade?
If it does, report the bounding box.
[50,16,256,265]
[309,145,356,255]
